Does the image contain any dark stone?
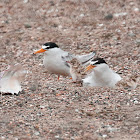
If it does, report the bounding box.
[104,14,113,20]
[24,24,32,28]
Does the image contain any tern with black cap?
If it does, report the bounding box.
[83,58,121,87]
[34,42,96,80]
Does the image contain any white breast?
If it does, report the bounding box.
[43,48,70,76]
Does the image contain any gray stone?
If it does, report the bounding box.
[29,84,37,91]
[104,14,113,20]
[136,40,140,45]
[128,32,136,37]
[24,24,32,28]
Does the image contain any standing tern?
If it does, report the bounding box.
[34,42,96,79]
[83,58,122,87]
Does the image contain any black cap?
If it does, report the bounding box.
[91,58,107,65]
[43,42,59,49]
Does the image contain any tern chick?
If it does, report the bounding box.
[62,56,86,84]
[117,75,139,90]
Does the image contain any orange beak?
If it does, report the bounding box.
[85,65,96,72]
[34,48,46,54]
[66,61,70,63]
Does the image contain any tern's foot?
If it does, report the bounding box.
[58,75,60,80]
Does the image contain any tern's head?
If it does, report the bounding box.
[85,58,107,72]
[34,42,59,54]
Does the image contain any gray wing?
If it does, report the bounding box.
[2,64,22,77]
[75,51,96,66]
[61,53,74,67]
[61,51,96,67]
[61,53,73,62]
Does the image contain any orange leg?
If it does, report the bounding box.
[58,75,60,80]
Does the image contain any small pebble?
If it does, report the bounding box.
[23,0,28,3]
[24,24,32,28]
[116,29,121,32]
[104,14,113,20]
[37,27,42,30]
[49,1,55,6]
[129,2,134,5]
[114,12,127,17]
[40,105,45,109]
[134,8,139,12]
[128,32,136,37]
[75,109,79,112]
[1,136,5,139]
[58,25,63,29]
[136,40,140,45]
[102,134,107,138]
[55,135,60,138]
[122,21,126,25]
[134,100,139,104]
[1,21,5,23]
[80,14,84,17]
[98,24,104,27]
[107,126,117,132]
[29,84,37,91]
[34,131,40,136]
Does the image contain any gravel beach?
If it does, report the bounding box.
[0,0,140,139]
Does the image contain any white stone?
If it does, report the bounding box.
[122,21,126,25]
[40,105,45,109]
[129,2,134,5]
[55,135,60,138]
[102,134,107,138]
[23,0,28,3]
[134,8,139,12]
[80,14,84,17]
[58,25,63,29]
[34,131,40,136]
[75,109,79,112]
[98,24,104,27]
[114,12,127,17]
[134,100,139,104]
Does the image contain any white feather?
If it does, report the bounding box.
[0,64,26,95]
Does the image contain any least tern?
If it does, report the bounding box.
[83,58,122,87]
[34,42,96,79]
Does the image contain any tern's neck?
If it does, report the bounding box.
[94,64,109,73]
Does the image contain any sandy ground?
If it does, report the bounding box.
[0,0,140,139]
